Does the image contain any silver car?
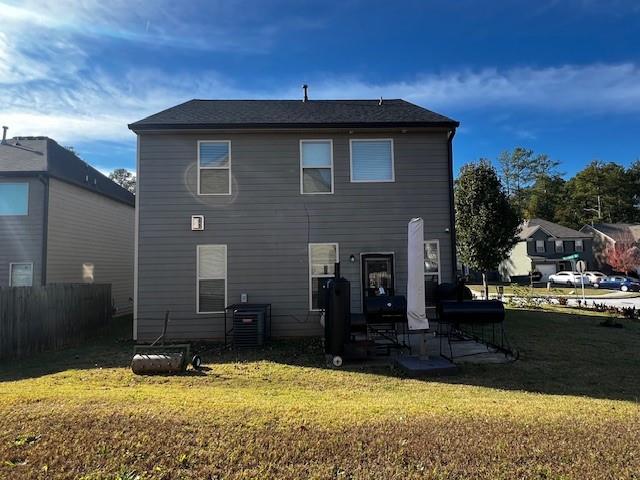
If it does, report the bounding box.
[548,271,591,287]
[584,271,606,284]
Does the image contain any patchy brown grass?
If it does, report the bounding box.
[0,310,639,479]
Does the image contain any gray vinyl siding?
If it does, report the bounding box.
[136,131,454,341]
[46,178,135,315]
[0,176,45,287]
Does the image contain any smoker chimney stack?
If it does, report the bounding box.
[302,84,308,102]
[1,126,7,144]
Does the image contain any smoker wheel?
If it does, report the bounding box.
[191,355,202,369]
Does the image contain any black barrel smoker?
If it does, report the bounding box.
[435,279,516,360]
[323,262,353,367]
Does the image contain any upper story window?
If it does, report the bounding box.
[0,183,29,216]
[575,239,584,252]
[535,240,545,253]
[350,139,394,182]
[198,141,231,195]
[555,240,564,253]
[300,140,333,194]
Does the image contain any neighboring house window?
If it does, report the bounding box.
[350,139,394,182]
[0,183,29,216]
[197,245,227,313]
[555,240,564,253]
[82,263,95,283]
[9,263,33,286]
[300,140,333,194]
[575,239,584,252]
[198,141,231,195]
[309,243,338,310]
[424,240,441,283]
[536,240,545,253]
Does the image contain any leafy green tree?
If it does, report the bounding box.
[628,159,640,223]
[498,147,560,215]
[109,168,136,194]
[525,174,566,222]
[561,161,635,228]
[456,160,522,299]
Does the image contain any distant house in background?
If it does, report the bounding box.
[0,135,135,315]
[500,218,594,282]
[580,223,640,276]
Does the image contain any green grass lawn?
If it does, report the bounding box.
[468,283,628,297]
[1,310,639,479]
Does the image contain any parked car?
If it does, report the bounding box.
[593,276,640,292]
[584,271,607,284]
[548,271,591,287]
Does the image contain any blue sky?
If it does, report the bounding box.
[1,0,639,177]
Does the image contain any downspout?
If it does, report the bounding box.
[37,174,49,286]
[447,128,457,279]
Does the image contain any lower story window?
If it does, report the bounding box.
[309,243,338,310]
[197,245,227,313]
[424,240,441,283]
[10,263,33,286]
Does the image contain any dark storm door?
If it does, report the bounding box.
[361,254,395,309]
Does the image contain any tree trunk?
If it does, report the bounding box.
[482,272,489,300]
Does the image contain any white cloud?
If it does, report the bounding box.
[1,1,639,147]
[3,63,640,145]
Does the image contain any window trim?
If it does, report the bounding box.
[196,244,228,314]
[349,138,395,183]
[197,140,232,196]
[9,262,34,287]
[308,242,339,312]
[424,239,441,284]
[535,240,546,253]
[575,239,584,252]
[0,182,29,216]
[299,139,334,195]
[555,239,564,253]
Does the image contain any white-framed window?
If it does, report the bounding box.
[196,245,227,313]
[575,239,584,252]
[309,243,339,311]
[0,183,29,216]
[555,240,564,253]
[535,240,545,253]
[9,262,33,286]
[350,139,395,182]
[82,263,95,283]
[198,141,231,195]
[424,240,441,283]
[300,139,333,194]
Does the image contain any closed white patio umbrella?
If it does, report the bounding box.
[407,217,428,331]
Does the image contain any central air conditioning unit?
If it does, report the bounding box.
[232,308,266,348]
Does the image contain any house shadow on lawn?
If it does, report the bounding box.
[0,315,135,382]
[2,309,639,403]
[207,308,640,402]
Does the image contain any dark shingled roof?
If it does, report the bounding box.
[585,223,640,243]
[0,137,135,207]
[128,99,459,131]
[525,218,591,239]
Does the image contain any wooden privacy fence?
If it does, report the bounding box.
[0,283,112,361]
